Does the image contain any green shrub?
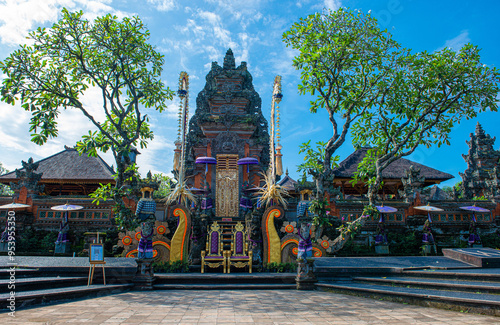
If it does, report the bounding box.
[17,229,59,253]
[263,262,297,273]
[387,231,421,256]
[482,233,500,249]
[152,260,189,273]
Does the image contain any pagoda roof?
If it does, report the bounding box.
[333,148,454,181]
[0,146,115,184]
[278,172,298,191]
[428,185,451,201]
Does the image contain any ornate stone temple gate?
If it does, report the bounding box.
[182,48,271,221]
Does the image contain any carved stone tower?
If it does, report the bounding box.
[459,123,500,199]
[184,49,270,218]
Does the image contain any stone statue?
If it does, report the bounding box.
[375,221,388,245]
[249,207,263,266]
[399,166,425,202]
[422,219,434,244]
[189,208,205,265]
[55,213,69,244]
[239,181,253,218]
[201,184,213,210]
[136,188,156,259]
[297,222,313,260]
[0,220,8,243]
[468,216,481,246]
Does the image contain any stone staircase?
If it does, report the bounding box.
[218,219,238,252]
[0,266,133,310]
[153,273,296,290]
[316,268,500,316]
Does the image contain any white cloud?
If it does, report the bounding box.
[147,0,176,12]
[324,0,341,11]
[282,122,322,141]
[441,30,471,52]
[310,0,342,11]
[203,0,263,30]
[269,47,300,78]
[0,0,132,46]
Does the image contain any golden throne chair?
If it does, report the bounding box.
[227,222,252,273]
[201,221,227,273]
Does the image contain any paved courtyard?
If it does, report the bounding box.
[1,290,499,324]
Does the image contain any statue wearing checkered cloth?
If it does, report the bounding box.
[136,198,156,221]
[136,197,156,259]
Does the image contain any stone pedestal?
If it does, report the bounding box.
[421,244,436,256]
[54,242,71,254]
[296,258,317,290]
[134,258,155,290]
[375,245,389,255]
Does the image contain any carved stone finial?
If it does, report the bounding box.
[399,165,425,202]
[475,122,485,137]
[223,48,236,70]
[10,157,44,195]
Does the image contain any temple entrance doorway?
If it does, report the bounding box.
[215,154,239,218]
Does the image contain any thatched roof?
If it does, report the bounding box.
[0,147,115,184]
[333,148,454,181]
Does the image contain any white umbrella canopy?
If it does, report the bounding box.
[0,202,31,209]
[414,205,444,212]
[50,204,84,211]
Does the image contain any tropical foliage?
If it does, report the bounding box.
[0,9,173,185]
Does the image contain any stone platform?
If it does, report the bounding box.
[442,247,500,268]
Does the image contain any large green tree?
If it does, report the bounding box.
[352,45,499,205]
[0,9,173,189]
[283,8,404,196]
[0,163,14,196]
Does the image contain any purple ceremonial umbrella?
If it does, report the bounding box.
[195,156,217,173]
[0,202,31,209]
[460,206,490,222]
[376,205,398,222]
[376,206,398,213]
[188,187,207,195]
[237,157,259,173]
[415,205,443,223]
[459,206,490,213]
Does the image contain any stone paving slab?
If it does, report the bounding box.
[443,248,500,267]
[410,267,500,274]
[314,256,476,269]
[1,289,499,324]
[354,276,500,288]
[0,256,136,268]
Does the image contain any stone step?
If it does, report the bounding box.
[353,276,500,294]
[154,273,296,285]
[154,283,296,290]
[316,281,500,316]
[0,268,41,279]
[0,276,89,293]
[0,283,133,311]
[402,268,500,282]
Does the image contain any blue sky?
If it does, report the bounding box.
[0,0,499,188]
